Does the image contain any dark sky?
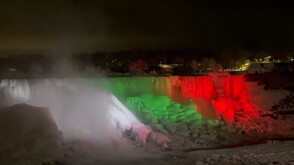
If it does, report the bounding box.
[0,0,293,55]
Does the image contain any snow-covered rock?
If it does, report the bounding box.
[0,104,63,165]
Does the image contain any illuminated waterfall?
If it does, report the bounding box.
[0,74,259,124]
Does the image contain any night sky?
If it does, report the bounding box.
[0,0,293,55]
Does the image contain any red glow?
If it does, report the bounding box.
[227,75,245,100]
[179,76,214,99]
[212,97,238,121]
[171,73,259,121]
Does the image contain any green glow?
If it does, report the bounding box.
[85,77,220,135]
[104,77,172,100]
[126,93,204,132]
[102,77,205,131]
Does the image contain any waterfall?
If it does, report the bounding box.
[0,79,31,105]
[0,74,258,126]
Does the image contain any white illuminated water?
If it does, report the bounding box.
[0,79,149,141]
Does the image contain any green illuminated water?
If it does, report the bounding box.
[105,77,172,99]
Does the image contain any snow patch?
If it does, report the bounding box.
[246,82,290,111]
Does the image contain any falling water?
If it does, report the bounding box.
[0,78,131,140]
[0,74,257,135]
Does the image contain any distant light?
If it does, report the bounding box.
[158,64,172,68]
